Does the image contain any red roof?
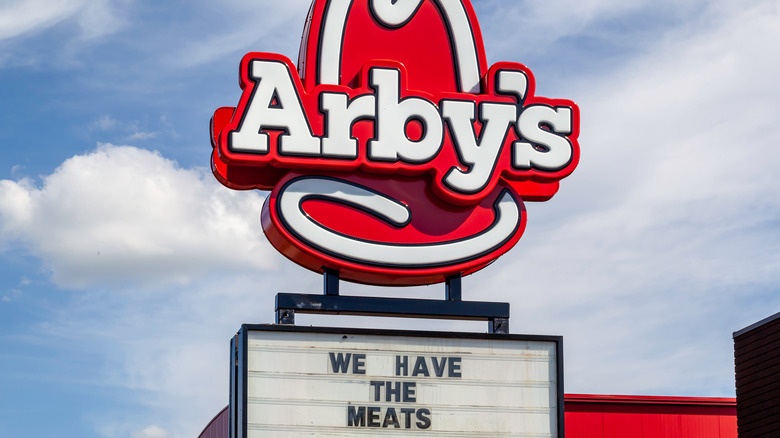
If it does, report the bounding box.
[565,394,737,438]
[198,406,229,438]
[200,395,737,437]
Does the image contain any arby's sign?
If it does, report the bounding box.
[210,0,580,285]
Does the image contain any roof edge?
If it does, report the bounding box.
[565,394,736,407]
[734,311,780,338]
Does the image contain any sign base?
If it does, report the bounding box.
[275,271,510,333]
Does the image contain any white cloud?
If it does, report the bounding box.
[88,116,164,143]
[75,0,127,41]
[90,115,119,131]
[126,131,157,141]
[169,0,313,67]
[479,0,708,56]
[132,425,171,438]
[0,0,84,41]
[0,144,280,288]
[0,0,124,42]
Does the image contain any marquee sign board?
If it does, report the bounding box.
[210,0,580,286]
[230,325,564,437]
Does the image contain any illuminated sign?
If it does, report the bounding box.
[230,325,564,437]
[210,0,580,285]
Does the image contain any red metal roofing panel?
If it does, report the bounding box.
[681,412,722,437]
[564,411,604,438]
[603,412,644,438]
[720,415,738,436]
[565,394,737,438]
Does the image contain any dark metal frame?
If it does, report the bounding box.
[275,272,511,334]
[230,324,565,438]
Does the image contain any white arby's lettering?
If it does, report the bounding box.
[369,68,444,163]
[230,60,321,155]
[513,105,573,171]
[320,93,375,158]
[441,100,515,193]
[228,58,576,196]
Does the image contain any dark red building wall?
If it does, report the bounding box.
[734,311,780,437]
[199,395,737,438]
[198,406,229,438]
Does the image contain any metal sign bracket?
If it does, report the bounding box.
[275,270,510,334]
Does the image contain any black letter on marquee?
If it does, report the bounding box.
[403,382,416,402]
[400,408,415,429]
[330,352,351,373]
[386,381,401,402]
[432,357,447,377]
[368,407,381,427]
[347,406,366,427]
[353,353,366,374]
[449,357,462,378]
[416,408,432,429]
[369,381,384,402]
[412,356,430,377]
[383,407,401,428]
[396,355,408,376]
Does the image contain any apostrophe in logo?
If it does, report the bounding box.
[210,0,580,286]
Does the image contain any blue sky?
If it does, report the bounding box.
[1,0,779,437]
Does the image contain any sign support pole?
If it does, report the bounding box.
[275,272,510,333]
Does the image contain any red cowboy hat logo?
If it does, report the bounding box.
[210,0,580,285]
